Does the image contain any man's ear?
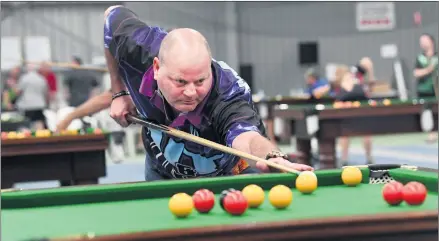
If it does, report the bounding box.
[153,57,160,79]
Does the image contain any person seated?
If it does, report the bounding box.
[304,68,332,99]
[333,63,373,166]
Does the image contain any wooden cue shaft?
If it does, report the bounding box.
[23,60,108,72]
[126,115,300,174]
[168,128,298,173]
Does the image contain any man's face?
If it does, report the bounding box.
[420,35,433,53]
[153,56,212,113]
[306,75,316,85]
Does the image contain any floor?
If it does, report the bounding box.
[13,133,438,190]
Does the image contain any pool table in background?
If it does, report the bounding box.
[1,134,108,189]
[273,98,438,169]
[2,165,437,241]
[253,93,396,143]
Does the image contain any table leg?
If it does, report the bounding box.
[318,138,337,169]
[73,178,99,186]
[265,119,276,144]
[296,139,311,166]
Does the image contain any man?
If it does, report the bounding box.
[64,56,99,107]
[104,6,312,181]
[304,68,332,99]
[15,64,49,130]
[413,33,438,143]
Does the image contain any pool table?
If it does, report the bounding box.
[273,98,438,168]
[2,165,437,241]
[1,134,108,189]
[253,93,396,142]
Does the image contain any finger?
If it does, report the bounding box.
[256,161,270,173]
[119,111,130,127]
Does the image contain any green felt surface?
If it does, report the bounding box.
[2,169,438,241]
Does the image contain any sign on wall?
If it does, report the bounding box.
[356,2,395,31]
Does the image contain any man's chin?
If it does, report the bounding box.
[175,104,197,113]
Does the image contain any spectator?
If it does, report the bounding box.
[64,56,99,107]
[39,62,58,109]
[15,64,49,130]
[2,66,21,111]
[413,33,438,143]
[333,59,374,166]
[304,68,332,99]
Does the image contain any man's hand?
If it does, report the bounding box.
[255,157,314,173]
[55,117,73,132]
[110,95,137,127]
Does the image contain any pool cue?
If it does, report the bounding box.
[25,60,108,72]
[126,115,301,174]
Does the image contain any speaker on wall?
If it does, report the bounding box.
[239,64,253,90]
[299,42,319,65]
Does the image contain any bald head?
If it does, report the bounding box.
[158,28,212,65]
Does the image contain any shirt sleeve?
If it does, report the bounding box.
[211,88,267,147]
[415,56,423,69]
[103,6,166,67]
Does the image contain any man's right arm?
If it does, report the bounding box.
[103,6,167,94]
[414,57,436,79]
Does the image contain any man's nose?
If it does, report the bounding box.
[183,84,196,97]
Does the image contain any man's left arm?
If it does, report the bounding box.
[212,99,313,172]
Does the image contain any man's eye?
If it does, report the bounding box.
[177,79,186,84]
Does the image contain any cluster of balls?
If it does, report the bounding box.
[382,181,427,206]
[168,184,295,218]
[332,98,392,109]
[1,128,103,140]
[167,168,365,219]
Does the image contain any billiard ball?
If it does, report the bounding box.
[368,100,377,106]
[341,167,362,186]
[219,188,236,210]
[402,182,427,206]
[223,190,248,216]
[192,189,215,213]
[268,185,293,209]
[383,99,391,106]
[382,181,404,206]
[94,128,103,134]
[7,131,18,139]
[344,101,353,108]
[353,101,361,107]
[295,171,318,194]
[333,102,343,109]
[242,184,265,208]
[169,193,194,218]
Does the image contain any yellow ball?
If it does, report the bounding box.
[7,132,17,139]
[341,167,363,186]
[268,185,293,209]
[168,193,194,218]
[295,171,318,194]
[242,184,265,208]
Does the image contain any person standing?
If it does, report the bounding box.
[413,33,438,143]
[64,56,99,107]
[15,64,49,130]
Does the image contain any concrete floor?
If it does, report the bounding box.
[13,133,438,190]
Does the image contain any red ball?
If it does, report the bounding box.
[192,189,215,213]
[223,191,248,216]
[402,182,427,206]
[382,181,404,205]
